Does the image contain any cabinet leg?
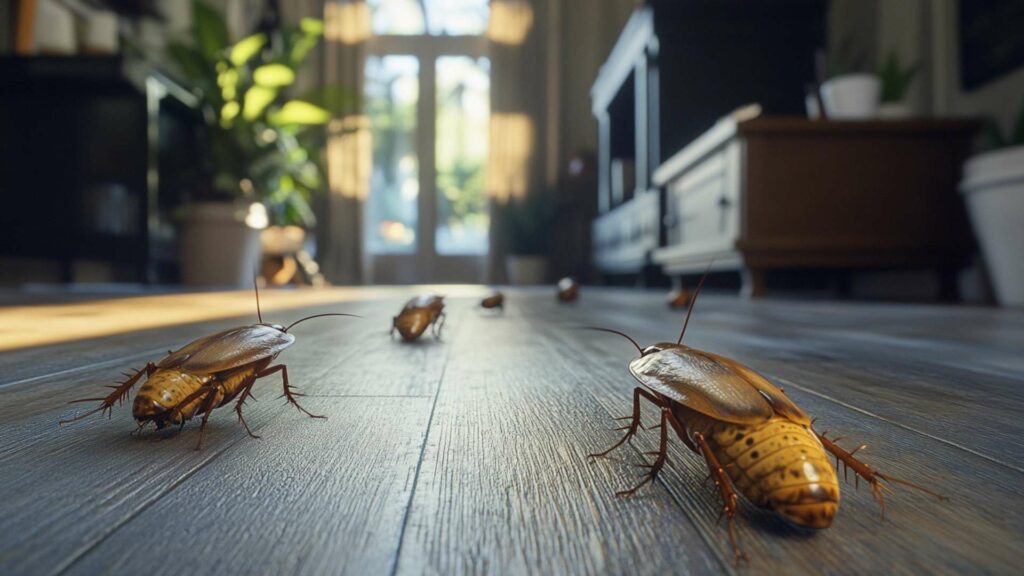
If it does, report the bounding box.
[741,268,767,299]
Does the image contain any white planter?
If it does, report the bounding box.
[960,145,1024,306]
[180,202,266,287]
[505,255,547,285]
[821,74,880,119]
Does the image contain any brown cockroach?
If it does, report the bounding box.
[392,294,446,341]
[556,277,579,302]
[666,285,691,309]
[60,286,358,449]
[480,291,504,311]
[587,274,945,562]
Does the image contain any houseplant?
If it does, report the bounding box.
[820,39,879,119]
[503,193,555,285]
[877,50,920,118]
[960,99,1024,306]
[168,1,349,286]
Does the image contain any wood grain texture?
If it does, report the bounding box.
[1,287,1022,575]
[394,301,725,575]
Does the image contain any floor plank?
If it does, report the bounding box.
[63,397,433,576]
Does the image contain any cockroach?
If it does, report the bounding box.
[666,285,691,309]
[60,285,358,450]
[557,277,579,302]
[480,291,504,311]
[587,274,945,562]
[392,294,446,341]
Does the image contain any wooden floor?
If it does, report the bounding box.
[1,287,1022,575]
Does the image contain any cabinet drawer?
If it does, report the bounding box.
[664,146,740,252]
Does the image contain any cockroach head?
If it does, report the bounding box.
[261,323,286,332]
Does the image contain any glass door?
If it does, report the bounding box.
[361,5,490,284]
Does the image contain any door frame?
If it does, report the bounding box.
[363,35,490,284]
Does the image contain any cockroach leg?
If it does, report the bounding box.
[616,408,671,497]
[691,428,746,565]
[589,387,662,459]
[233,377,261,440]
[261,364,326,420]
[433,312,447,339]
[194,386,225,451]
[60,362,157,425]
[816,431,947,520]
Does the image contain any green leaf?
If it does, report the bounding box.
[243,86,278,120]
[253,63,297,87]
[296,84,358,116]
[193,0,230,61]
[300,18,324,36]
[268,101,331,126]
[230,33,267,66]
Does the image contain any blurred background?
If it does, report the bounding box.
[1,0,1022,305]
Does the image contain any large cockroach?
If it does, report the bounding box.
[666,285,691,309]
[557,277,579,302]
[392,294,446,341]
[587,275,945,562]
[60,286,357,449]
[480,291,504,311]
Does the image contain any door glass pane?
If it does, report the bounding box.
[367,0,489,36]
[365,55,419,254]
[435,56,490,255]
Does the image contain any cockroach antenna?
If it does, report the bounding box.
[579,326,643,355]
[677,260,715,345]
[253,274,264,324]
[284,313,362,333]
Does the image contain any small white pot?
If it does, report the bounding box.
[180,202,266,287]
[960,145,1024,306]
[804,93,821,119]
[506,255,547,285]
[821,74,880,119]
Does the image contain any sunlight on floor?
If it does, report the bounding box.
[0,285,490,352]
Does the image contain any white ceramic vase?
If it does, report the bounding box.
[821,74,881,119]
[960,145,1024,306]
[180,202,267,287]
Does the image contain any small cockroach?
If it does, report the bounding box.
[557,277,579,302]
[587,275,945,562]
[60,286,357,449]
[666,285,691,309]
[392,294,446,341]
[480,291,504,311]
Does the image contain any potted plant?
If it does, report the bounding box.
[168,1,350,286]
[877,50,920,118]
[820,39,880,119]
[503,193,555,285]
[960,99,1024,307]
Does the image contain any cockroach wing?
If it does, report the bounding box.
[157,325,295,375]
[629,346,776,425]
[405,294,444,312]
[703,350,811,425]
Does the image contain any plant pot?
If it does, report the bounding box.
[505,255,547,285]
[960,145,1024,306]
[180,202,267,287]
[821,74,880,119]
[877,102,913,119]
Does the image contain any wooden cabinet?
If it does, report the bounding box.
[653,113,979,297]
